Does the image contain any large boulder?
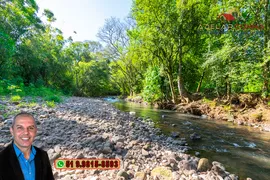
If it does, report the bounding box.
[197,158,211,172]
[151,167,172,180]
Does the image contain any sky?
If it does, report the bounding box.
[35,0,132,42]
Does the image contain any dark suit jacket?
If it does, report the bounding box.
[0,143,54,180]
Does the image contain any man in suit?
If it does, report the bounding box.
[0,112,54,180]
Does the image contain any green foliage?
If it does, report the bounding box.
[223,105,231,112]
[202,97,212,103]
[0,80,64,103]
[44,95,62,103]
[18,102,38,108]
[28,102,38,107]
[76,60,111,96]
[46,101,56,108]
[0,104,6,110]
[202,97,216,107]
[10,95,21,102]
[2,109,19,119]
[142,66,164,103]
[0,0,269,102]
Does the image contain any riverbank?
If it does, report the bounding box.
[126,93,270,133]
[0,96,242,179]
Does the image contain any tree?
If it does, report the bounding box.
[262,0,270,97]
[0,0,43,79]
[132,0,209,102]
[97,17,144,96]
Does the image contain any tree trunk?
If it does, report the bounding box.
[226,76,231,100]
[167,73,176,103]
[262,0,269,97]
[196,71,205,93]
[130,89,133,97]
[177,46,188,98]
[75,71,79,89]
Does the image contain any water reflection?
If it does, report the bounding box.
[111,100,270,180]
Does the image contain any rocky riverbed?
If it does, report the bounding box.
[0,97,241,180]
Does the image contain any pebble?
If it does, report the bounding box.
[0,97,239,179]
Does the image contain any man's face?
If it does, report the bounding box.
[10,116,37,150]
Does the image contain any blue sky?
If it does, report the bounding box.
[36,0,132,42]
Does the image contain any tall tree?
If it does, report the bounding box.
[262,0,270,96]
[0,0,43,78]
[97,17,143,96]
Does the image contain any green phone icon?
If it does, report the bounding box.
[57,160,64,168]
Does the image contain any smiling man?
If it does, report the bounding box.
[0,112,54,180]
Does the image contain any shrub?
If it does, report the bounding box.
[142,66,164,103]
[0,104,6,110]
[10,95,21,102]
[46,101,55,108]
[28,102,38,107]
[44,95,62,103]
[223,105,231,111]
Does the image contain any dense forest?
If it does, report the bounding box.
[0,0,269,104]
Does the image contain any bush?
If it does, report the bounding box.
[142,66,164,103]
[0,86,4,95]
[0,104,6,110]
[10,95,21,102]
[44,95,62,103]
[46,101,55,108]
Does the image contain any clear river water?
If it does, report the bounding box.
[106,98,270,180]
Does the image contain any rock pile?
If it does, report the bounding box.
[0,97,240,180]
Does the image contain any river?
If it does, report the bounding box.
[106,98,270,180]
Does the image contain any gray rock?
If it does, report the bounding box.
[101,146,112,154]
[190,132,201,140]
[76,152,84,159]
[197,158,211,172]
[134,172,146,180]
[39,114,49,118]
[212,161,225,171]
[54,145,61,154]
[117,170,129,179]
[212,165,227,178]
[141,149,149,156]
[172,172,181,179]
[171,132,180,138]
[178,160,197,171]
[62,175,72,180]
[4,119,12,125]
[261,124,270,132]
[49,153,61,163]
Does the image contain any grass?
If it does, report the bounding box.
[0,79,64,106]
[0,80,65,110]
